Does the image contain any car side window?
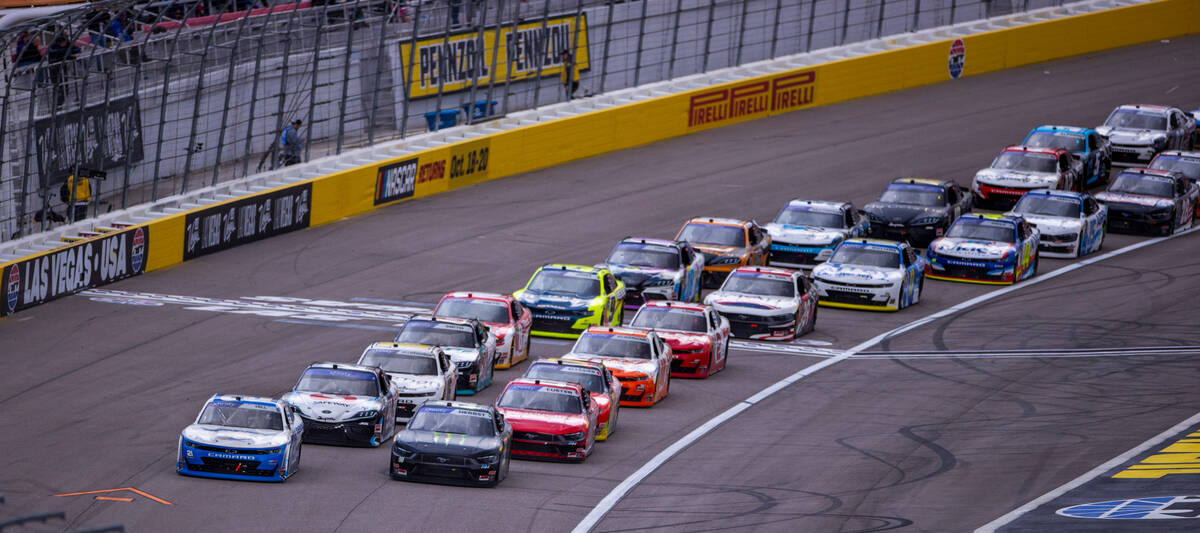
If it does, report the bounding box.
[903,247,916,266]
[604,274,617,293]
[945,186,957,204]
[1088,133,1099,150]
[843,209,854,228]
[510,302,520,321]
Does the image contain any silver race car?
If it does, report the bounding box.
[282,362,399,447]
[703,266,817,341]
[765,199,868,269]
[177,394,303,482]
[1096,104,1197,167]
[357,342,458,422]
[598,237,705,309]
[1006,190,1106,258]
[394,317,497,396]
[811,238,925,311]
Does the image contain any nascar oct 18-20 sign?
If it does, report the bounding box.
[396,13,590,99]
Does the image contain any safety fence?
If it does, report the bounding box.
[1,0,1070,242]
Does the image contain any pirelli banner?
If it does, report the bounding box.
[395,13,590,100]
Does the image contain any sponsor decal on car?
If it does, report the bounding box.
[948,38,965,79]
[375,158,419,205]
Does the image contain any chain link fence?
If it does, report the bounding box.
[0,0,1070,241]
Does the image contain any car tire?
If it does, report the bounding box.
[705,352,714,378]
[1098,157,1111,186]
[915,278,924,305]
[899,280,908,309]
[723,338,730,371]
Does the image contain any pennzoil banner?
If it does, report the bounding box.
[394,13,590,100]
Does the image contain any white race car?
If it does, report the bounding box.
[703,266,817,341]
[177,394,303,482]
[357,342,457,422]
[1006,189,1106,258]
[811,238,925,311]
[394,317,497,396]
[971,145,1083,210]
[281,362,399,447]
[765,199,868,269]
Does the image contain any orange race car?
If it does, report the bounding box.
[562,326,671,407]
[675,217,771,288]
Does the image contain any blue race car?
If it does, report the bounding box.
[925,214,1040,285]
[1022,125,1112,188]
[178,394,304,482]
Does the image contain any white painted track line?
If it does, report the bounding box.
[569,226,1199,533]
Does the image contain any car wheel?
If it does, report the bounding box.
[723,338,730,371]
[808,305,818,333]
[524,334,531,363]
[705,352,714,378]
[1030,255,1039,279]
[898,280,908,309]
[1165,214,1177,236]
[1099,157,1111,186]
[915,278,924,305]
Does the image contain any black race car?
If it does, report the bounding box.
[863,178,973,248]
[390,401,513,487]
[1094,168,1198,235]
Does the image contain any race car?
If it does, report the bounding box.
[177,394,303,482]
[629,300,731,378]
[563,326,672,407]
[1021,125,1112,187]
[598,238,704,309]
[494,378,599,462]
[674,217,771,287]
[356,342,457,422]
[1149,150,1200,216]
[863,178,973,247]
[281,363,399,447]
[1006,190,1107,258]
[764,199,869,269]
[523,358,621,440]
[925,214,1040,284]
[704,266,817,340]
[811,238,925,311]
[1096,104,1197,166]
[390,401,512,487]
[433,291,532,369]
[1095,168,1198,235]
[394,317,496,395]
[971,146,1085,210]
[513,264,625,339]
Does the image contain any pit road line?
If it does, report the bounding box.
[570,226,1200,533]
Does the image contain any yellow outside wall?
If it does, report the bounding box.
[2,0,1197,302]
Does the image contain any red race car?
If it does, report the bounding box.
[523,358,621,441]
[563,326,671,407]
[434,291,532,369]
[494,378,599,462]
[629,300,731,378]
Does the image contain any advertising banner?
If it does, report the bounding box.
[32,95,145,188]
[686,71,816,131]
[2,226,148,317]
[396,12,590,100]
[183,183,311,260]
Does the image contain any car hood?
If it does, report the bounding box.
[283,392,384,421]
[518,290,597,310]
[705,292,798,313]
[930,238,1013,260]
[388,373,443,393]
[396,429,500,455]
[442,345,483,363]
[974,168,1058,188]
[690,244,745,257]
[813,263,900,284]
[606,264,679,287]
[653,330,711,349]
[496,408,588,434]
[764,223,848,245]
[1094,191,1174,209]
[1100,126,1166,145]
[564,353,658,377]
[183,424,289,448]
[1005,212,1082,234]
[864,203,944,223]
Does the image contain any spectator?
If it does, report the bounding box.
[107,11,141,64]
[45,35,78,106]
[279,119,303,167]
[12,31,43,68]
[85,8,112,48]
[560,49,579,100]
[62,173,91,222]
[448,0,462,28]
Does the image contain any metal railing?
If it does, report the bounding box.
[0,0,1069,242]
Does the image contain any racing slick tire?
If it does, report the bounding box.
[1098,156,1111,186]
[915,279,923,305]
[723,338,730,372]
[1031,256,1039,279]
[1164,214,1177,236]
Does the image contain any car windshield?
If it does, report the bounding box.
[1013,195,1081,218]
[395,321,476,348]
[294,368,380,397]
[527,269,601,297]
[720,272,795,297]
[1108,173,1175,198]
[606,243,681,269]
[945,219,1016,242]
[197,401,284,430]
[1023,131,1085,153]
[435,297,509,323]
[407,406,495,436]
[630,307,707,333]
[677,222,746,247]
[1149,156,1200,179]
[498,384,582,414]
[774,206,845,228]
[1105,108,1168,130]
[991,152,1058,173]
[828,244,900,268]
[878,184,946,207]
[526,364,607,394]
[572,333,652,359]
[358,349,438,375]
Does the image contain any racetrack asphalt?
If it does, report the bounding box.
[1,33,1199,533]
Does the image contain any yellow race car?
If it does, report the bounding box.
[513,264,626,338]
